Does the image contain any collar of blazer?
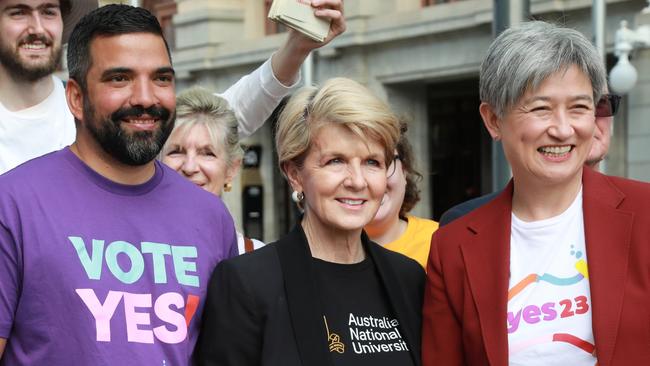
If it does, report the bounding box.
[275,223,421,366]
[459,166,633,365]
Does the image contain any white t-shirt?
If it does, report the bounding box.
[0,57,297,175]
[507,188,597,366]
[0,76,75,174]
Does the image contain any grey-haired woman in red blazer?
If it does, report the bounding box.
[422,21,650,366]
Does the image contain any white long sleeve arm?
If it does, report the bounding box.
[217,56,301,139]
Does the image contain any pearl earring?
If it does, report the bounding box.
[291,191,304,203]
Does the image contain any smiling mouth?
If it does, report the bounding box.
[120,116,160,133]
[537,145,573,157]
[22,44,46,50]
[124,119,157,124]
[122,116,159,125]
[337,198,366,206]
[19,40,50,51]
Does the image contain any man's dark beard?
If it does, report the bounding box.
[83,98,175,166]
[0,34,61,82]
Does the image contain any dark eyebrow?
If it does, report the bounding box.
[4,3,60,12]
[101,67,133,79]
[100,67,175,79]
[3,4,31,12]
[156,67,175,76]
[39,3,60,9]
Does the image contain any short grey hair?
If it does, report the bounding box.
[479,21,607,118]
[165,87,244,167]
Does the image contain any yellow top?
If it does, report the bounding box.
[384,215,439,270]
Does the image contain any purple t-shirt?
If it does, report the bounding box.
[0,148,237,365]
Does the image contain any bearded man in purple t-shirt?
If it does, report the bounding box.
[0,5,239,365]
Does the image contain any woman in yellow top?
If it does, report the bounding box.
[365,123,438,269]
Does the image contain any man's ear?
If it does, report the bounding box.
[66,78,85,123]
[282,161,303,194]
[479,102,502,140]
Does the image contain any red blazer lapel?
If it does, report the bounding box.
[582,168,634,365]
[461,182,513,366]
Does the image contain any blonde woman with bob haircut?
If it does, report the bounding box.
[195,78,425,366]
[162,87,264,254]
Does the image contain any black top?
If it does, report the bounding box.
[194,224,424,366]
[313,257,415,366]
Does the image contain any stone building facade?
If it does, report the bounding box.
[160,0,650,241]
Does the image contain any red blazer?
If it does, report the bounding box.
[422,168,650,366]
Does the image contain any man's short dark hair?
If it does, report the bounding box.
[66,4,171,90]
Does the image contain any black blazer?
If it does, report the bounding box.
[194,224,425,366]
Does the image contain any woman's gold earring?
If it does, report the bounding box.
[224,182,232,192]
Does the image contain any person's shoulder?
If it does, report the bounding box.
[227,226,306,271]
[432,196,502,254]
[605,174,650,193]
[372,244,425,307]
[157,162,227,208]
[598,174,650,209]
[158,161,201,191]
[52,75,66,90]
[2,148,65,174]
[229,242,278,267]
[0,150,66,189]
[371,241,423,277]
[407,215,439,232]
[0,151,69,223]
[217,243,282,292]
[439,192,500,227]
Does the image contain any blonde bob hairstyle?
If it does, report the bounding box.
[276,77,401,176]
[163,86,244,168]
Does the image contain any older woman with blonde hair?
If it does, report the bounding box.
[195,78,425,366]
[162,87,264,254]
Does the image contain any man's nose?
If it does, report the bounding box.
[130,79,157,108]
[27,12,46,35]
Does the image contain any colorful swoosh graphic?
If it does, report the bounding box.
[508,259,589,301]
[510,333,595,355]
